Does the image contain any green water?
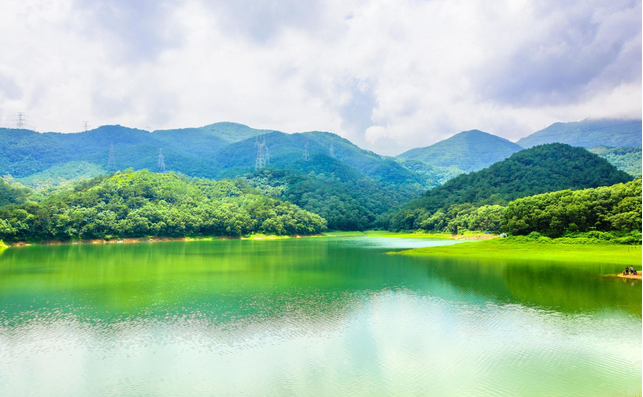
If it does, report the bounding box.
[0,238,640,396]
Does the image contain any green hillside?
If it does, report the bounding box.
[0,170,326,242]
[246,156,421,230]
[588,146,642,177]
[153,122,270,144]
[387,144,632,230]
[212,130,434,188]
[397,130,523,172]
[17,161,105,190]
[0,124,444,191]
[518,119,642,148]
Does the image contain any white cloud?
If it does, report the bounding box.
[0,0,640,155]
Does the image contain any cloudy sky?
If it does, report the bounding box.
[0,0,640,155]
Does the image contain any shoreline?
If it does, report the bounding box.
[3,234,320,247]
[617,273,642,280]
[0,231,491,248]
[393,239,642,266]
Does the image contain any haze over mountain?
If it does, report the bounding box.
[397,130,523,172]
[517,119,642,148]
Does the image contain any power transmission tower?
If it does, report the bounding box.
[16,112,26,129]
[157,149,166,173]
[329,142,335,158]
[264,145,270,165]
[255,135,266,170]
[83,121,90,132]
[107,142,116,171]
[303,140,309,161]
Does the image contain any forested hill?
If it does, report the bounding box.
[0,123,266,180]
[517,118,642,148]
[386,143,632,230]
[245,158,419,231]
[0,170,327,242]
[588,146,642,177]
[397,129,523,172]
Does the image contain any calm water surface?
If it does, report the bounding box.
[0,238,641,396]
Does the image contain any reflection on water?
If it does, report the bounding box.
[0,238,641,396]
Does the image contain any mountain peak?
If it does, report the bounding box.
[397,129,522,172]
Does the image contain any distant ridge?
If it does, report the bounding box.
[397,129,523,172]
[518,118,642,148]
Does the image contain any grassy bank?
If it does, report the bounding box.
[3,233,316,247]
[322,230,496,239]
[395,238,642,266]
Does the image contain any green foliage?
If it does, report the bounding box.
[0,170,326,241]
[246,164,417,231]
[518,118,642,148]
[397,130,523,172]
[0,177,31,206]
[588,146,642,177]
[387,177,641,244]
[389,143,632,230]
[154,122,270,144]
[503,179,642,237]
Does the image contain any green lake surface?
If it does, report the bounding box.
[0,238,641,396]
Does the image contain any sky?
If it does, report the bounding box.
[0,0,640,155]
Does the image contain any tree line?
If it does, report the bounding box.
[386,179,641,242]
[0,170,326,241]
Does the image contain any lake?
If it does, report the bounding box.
[0,238,641,396]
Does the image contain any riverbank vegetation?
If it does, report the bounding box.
[387,178,641,242]
[0,170,326,242]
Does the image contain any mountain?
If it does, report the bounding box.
[587,146,642,177]
[387,143,633,230]
[213,130,436,187]
[518,119,642,148]
[0,123,448,190]
[397,129,523,172]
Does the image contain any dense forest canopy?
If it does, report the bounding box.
[387,179,641,242]
[245,157,419,231]
[504,179,641,237]
[0,170,326,241]
[387,144,632,230]
[0,178,30,207]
